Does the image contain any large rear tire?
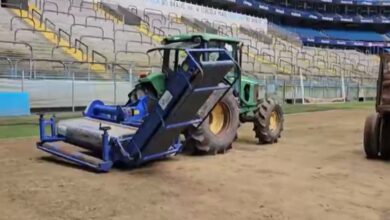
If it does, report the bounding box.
[253,99,284,144]
[185,90,240,154]
[363,113,380,159]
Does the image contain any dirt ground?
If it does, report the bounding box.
[1,109,390,220]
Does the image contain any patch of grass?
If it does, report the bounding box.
[0,124,38,139]
[0,102,375,139]
[0,112,81,139]
[283,101,375,114]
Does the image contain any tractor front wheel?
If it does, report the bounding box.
[253,99,284,144]
[185,90,240,154]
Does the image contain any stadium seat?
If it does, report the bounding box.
[279,25,385,42]
[282,26,326,38]
[323,30,385,41]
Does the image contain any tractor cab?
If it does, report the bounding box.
[162,34,243,92]
[162,34,262,108]
[128,36,239,102]
[137,33,260,110]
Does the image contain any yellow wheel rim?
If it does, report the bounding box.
[269,111,279,132]
[209,103,229,135]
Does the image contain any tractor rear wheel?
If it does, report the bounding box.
[363,113,380,159]
[253,99,284,144]
[380,115,390,159]
[185,89,240,154]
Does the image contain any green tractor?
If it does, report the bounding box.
[130,33,284,154]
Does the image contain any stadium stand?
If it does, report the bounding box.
[0,6,78,78]
[194,0,390,50]
[0,0,381,107]
[0,0,377,76]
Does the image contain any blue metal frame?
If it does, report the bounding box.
[83,96,150,126]
[38,114,64,143]
[37,114,114,171]
[37,113,184,172]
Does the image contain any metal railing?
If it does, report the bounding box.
[0,57,134,80]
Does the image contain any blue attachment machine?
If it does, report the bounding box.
[37,48,239,172]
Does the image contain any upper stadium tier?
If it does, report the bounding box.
[229,0,390,24]
[191,0,390,48]
[276,24,390,49]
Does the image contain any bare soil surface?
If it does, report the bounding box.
[1,109,390,220]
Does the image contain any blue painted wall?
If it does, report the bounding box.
[0,92,30,116]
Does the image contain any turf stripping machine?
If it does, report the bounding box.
[36,48,238,172]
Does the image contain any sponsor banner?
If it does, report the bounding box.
[300,36,390,47]
[236,0,390,24]
[312,0,390,6]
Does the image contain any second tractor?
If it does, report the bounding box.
[364,51,390,159]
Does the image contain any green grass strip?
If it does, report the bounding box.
[0,102,375,139]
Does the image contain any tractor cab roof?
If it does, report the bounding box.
[147,41,199,53]
[163,33,241,45]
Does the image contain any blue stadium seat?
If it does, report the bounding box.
[280,25,385,42]
[323,30,385,41]
[282,26,325,38]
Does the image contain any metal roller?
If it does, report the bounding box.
[57,117,137,151]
